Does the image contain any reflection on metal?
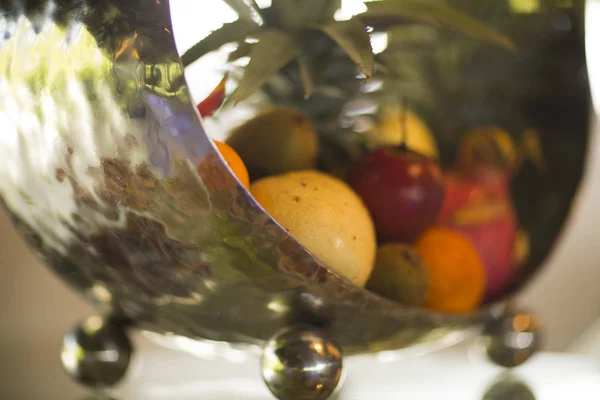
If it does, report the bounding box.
[61,315,133,388]
[261,326,343,400]
[509,0,542,14]
[482,372,536,400]
[0,0,591,360]
[482,309,543,368]
[587,0,600,112]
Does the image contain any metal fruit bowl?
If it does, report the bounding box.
[0,0,594,397]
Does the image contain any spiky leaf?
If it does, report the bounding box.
[257,0,340,26]
[320,19,374,78]
[297,51,315,99]
[387,25,441,48]
[360,0,516,51]
[181,19,259,66]
[223,0,261,21]
[271,0,306,27]
[299,0,342,25]
[271,0,338,27]
[228,41,254,62]
[232,30,299,103]
[320,0,344,23]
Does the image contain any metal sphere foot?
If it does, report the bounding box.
[261,326,344,400]
[481,309,543,368]
[482,372,536,400]
[61,314,133,388]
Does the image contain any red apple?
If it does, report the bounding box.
[349,147,445,243]
[439,167,518,300]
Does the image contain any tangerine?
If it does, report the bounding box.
[415,227,485,314]
[214,140,250,190]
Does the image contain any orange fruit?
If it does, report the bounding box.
[415,227,485,314]
[214,140,250,190]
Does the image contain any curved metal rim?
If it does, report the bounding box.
[513,0,599,298]
[587,0,600,113]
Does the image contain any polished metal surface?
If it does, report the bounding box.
[481,309,543,368]
[482,373,536,400]
[61,315,133,388]
[0,0,591,356]
[261,326,343,400]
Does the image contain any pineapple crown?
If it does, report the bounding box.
[181,0,516,105]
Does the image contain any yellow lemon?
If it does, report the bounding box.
[375,105,439,160]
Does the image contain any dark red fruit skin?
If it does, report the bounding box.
[348,147,445,243]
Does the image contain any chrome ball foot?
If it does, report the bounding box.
[261,326,344,400]
[482,372,536,400]
[482,309,543,368]
[60,315,133,388]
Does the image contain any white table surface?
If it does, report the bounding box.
[111,333,600,400]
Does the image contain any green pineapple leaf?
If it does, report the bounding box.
[386,24,441,48]
[222,0,261,21]
[297,51,315,99]
[270,0,306,27]
[319,19,374,78]
[181,19,259,66]
[232,29,299,104]
[271,0,332,27]
[258,0,339,26]
[227,41,254,62]
[296,0,342,25]
[360,0,516,51]
[320,0,344,23]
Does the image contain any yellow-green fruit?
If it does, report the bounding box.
[251,171,376,286]
[457,126,518,171]
[374,105,439,160]
[226,107,318,179]
[366,243,429,307]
